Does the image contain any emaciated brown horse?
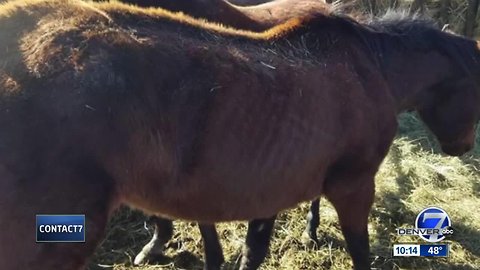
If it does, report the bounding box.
[117,1,480,268]
[0,1,479,270]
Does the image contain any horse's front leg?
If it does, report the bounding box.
[134,216,173,265]
[198,224,224,270]
[324,172,375,270]
[239,215,277,270]
[302,198,321,245]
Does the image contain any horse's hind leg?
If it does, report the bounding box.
[324,175,374,270]
[133,219,223,269]
[134,216,173,265]
[0,161,115,270]
[198,223,224,270]
[239,215,277,270]
[302,198,320,245]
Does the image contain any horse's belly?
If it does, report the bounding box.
[123,167,325,223]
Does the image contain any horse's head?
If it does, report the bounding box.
[358,12,480,156]
[416,77,480,156]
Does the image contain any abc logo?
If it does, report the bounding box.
[415,207,451,243]
[441,226,454,235]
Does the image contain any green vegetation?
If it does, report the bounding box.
[89,113,480,270]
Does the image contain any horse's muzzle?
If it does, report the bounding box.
[440,141,474,156]
[440,128,476,156]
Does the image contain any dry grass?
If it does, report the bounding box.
[88,112,480,270]
[340,0,479,38]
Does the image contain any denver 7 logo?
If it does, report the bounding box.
[415,207,452,242]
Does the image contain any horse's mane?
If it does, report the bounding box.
[357,10,480,74]
[366,10,449,50]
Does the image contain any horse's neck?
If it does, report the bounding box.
[381,50,453,112]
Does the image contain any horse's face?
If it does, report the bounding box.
[417,78,480,156]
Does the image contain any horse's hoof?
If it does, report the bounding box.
[133,247,164,265]
[301,231,320,248]
[203,258,224,270]
[203,265,222,270]
[133,251,149,265]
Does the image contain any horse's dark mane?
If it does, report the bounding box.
[366,10,449,52]
[367,10,437,33]
[354,10,480,76]
[271,8,479,77]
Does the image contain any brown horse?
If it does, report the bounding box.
[1,2,479,270]
[117,0,329,31]
[119,1,480,267]
[115,9,480,268]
